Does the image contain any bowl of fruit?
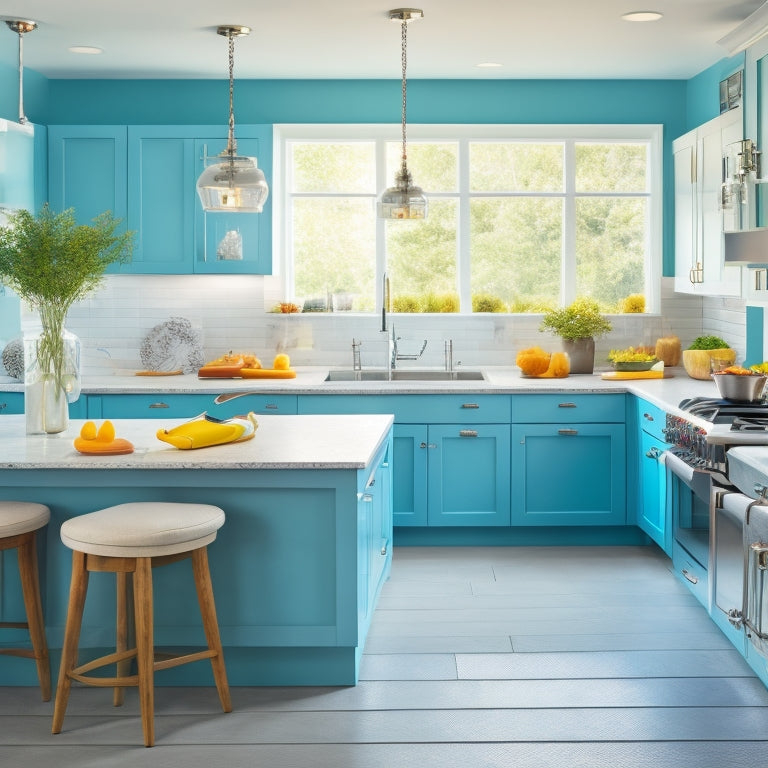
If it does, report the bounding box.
[712,365,768,402]
[608,347,659,372]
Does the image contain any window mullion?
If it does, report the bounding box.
[562,139,577,305]
[458,137,471,312]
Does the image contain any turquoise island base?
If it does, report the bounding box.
[0,414,394,687]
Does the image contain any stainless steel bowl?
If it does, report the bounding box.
[712,372,768,402]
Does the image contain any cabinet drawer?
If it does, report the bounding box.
[299,394,509,424]
[635,397,668,443]
[511,393,625,423]
[95,393,298,419]
[95,394,211,419]
[0,392,24,414]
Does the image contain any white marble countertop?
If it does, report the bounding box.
[0,413,394,470]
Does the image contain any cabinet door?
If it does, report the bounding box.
[392,424,428,527]
[511,423,626,526]
[126,128,195,274]
[427,424,511,526]
[638,430,669,553]
[194,127,272,274]
[47,126,128,251]
[673,111,742,296]
[699,112,741,296]
[673,129,697,294]
[0,392,24,414]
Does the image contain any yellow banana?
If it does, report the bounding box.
[156,412,258,450]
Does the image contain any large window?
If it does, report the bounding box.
[276,124,662,313]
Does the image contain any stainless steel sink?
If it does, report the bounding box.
[324,369,485,382]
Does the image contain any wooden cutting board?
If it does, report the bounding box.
[197,367,296,379]
[601,369,667,380]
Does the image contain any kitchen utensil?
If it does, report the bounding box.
[712,372,768,402]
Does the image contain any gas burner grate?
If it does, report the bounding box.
[679,397,768,423]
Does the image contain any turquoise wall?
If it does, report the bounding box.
[35,78,687,276]
[685,52,746,129]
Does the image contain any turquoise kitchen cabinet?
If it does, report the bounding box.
[426,423,510,526]
[47,125,128,237]
[510,394,627,526]
[298,394,511,526]
[357,438,393,628]
[0,392,24,414]
[48,125,272,275]
[634,399,671,553]
[91,392,297,420]
[391,424,428,526]
[0,393,85,418]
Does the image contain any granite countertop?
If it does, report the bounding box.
[0,365,722,420]
[0,413,394,471]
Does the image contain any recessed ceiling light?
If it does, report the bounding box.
[68,45,103,55]
[621,11,663,22]
[476,62,502,68]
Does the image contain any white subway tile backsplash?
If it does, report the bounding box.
[5,273,747,376]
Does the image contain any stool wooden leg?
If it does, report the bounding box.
[113,571,131,707]
[52,550,89,735]
[192,547,232,713]
[133,557,155,747]
[17,532,51,701]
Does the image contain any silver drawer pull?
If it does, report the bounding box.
[682,568,698,585]
[643,412,655,422]
[265,403,279,410]
[419,442,437,449]
[148,402,170,409]
[459,429,478,437]
[558,428,578,436]
[461,403,479,409]
[645,446,661,459]
[558,402,577,408]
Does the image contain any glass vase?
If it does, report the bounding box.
[23,325,81,435]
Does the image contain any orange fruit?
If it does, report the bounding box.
[273,353,290,370]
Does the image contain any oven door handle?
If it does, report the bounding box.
[663,450,715,501]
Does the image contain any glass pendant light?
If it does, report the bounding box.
[196,25,269,213]
[378,9,427,220]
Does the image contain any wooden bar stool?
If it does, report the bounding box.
[52,502,232,747]
[0,501,51,701]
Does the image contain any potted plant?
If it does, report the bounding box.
[682,335,736,380]
[0,205,133,433]
[539,297,612,374]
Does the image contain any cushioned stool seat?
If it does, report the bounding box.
[52,502,231,747]
[0,501,51,700]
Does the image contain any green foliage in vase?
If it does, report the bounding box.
[539,297,612,340]
[0,205,134,390]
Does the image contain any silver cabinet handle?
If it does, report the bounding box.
[558,428,578,436]
[558,402,577,408]
[682,568,698,585]
[148,402,170,409]
[380,538,389,556]
[643,412,655,422]
[357,492,373,503]
[264,403,279,410]
[459,429,478,437]
[461,403,479,409]
[419,442,437,449]
[645,446,661,459]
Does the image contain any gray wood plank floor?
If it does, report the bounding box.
[4,544,768,767]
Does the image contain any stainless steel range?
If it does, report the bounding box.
[663,396,768,680]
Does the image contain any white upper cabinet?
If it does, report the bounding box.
[674,107,743,296]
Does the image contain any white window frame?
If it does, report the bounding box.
[274,123,663,313]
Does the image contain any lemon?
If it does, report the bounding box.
[80,421,97,440]
[273,353,290,370]
[96,420,116,443]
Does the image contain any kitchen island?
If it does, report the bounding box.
[0,413,394,687]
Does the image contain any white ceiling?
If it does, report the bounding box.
[1,0,764,80]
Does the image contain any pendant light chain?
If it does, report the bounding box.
[226,30,237,156]
[400,17,408,172]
